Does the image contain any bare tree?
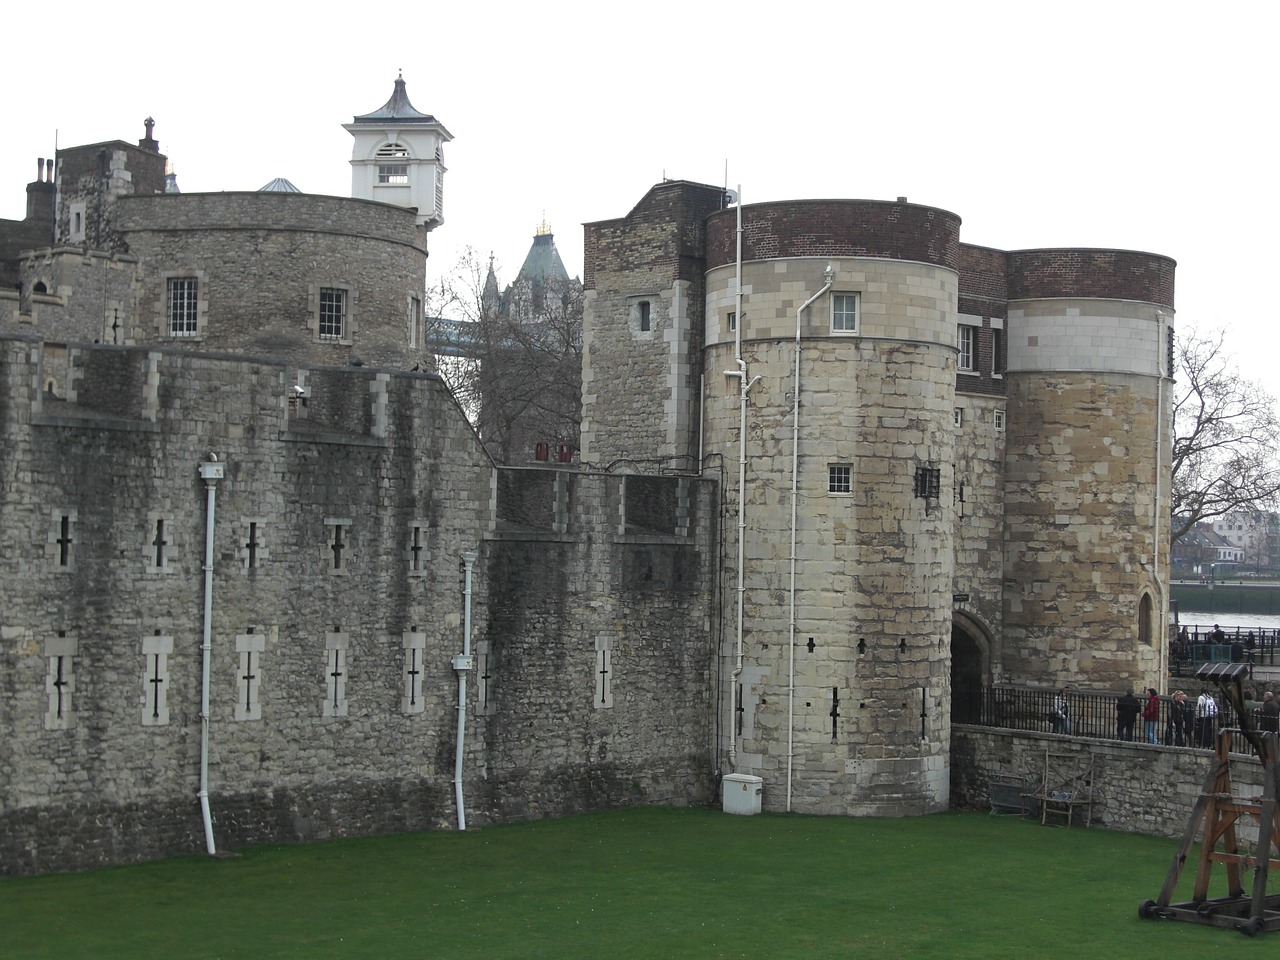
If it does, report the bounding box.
[424,248,582,464]
[1171,328,1280,542]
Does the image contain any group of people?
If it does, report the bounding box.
[1050,684,1280,747]
[1170,623,1270,667]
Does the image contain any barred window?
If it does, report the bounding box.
[377,142,410,158]
[319,288,347,341]
[378,165,409,184]
[914,466,941,499]
[167,278,199,337]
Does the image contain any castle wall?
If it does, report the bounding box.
[115,193,432,369]
[0,335,718,875]
[580,181,726,465]
[952,726,1257,841]
[951,393,1006,682]
[1001,271,1175,691]
[702,238,959,815]
[10,248,138,349]
[54,140,166,252]
[480,471,717,819]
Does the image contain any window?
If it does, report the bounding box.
[832,293,859,333]
[954,408,964,428]
[376,142,410,158]
[319,288,347,341]
[727,311,737,333]
[914,466,940,500]
[957,324,976,372]
[992,327,1005,377]
[994,409,1005,433]
[408,295,422,349]
[639,301,651,331]
[378,165,409,184]
[167,277,199,337]
[828,465,852,495]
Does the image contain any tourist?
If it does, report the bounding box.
[1195,688,1220,748]
[1117,690,1141,742]
[1051,687,1071,735]
[1142,688,1161,744]
[1261,691,1280,735]
[1168,691,1192,747]
[1211,623,1226,645]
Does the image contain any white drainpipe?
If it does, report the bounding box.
[786,267,834,813]
[452,551,478,830]
[197,456,224,856]
[726,188,759,772]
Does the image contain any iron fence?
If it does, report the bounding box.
[1170,626,1280,676]
[954,683,1273,756]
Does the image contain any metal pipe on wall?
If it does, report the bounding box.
[786,267,834,812]
[197,456,224,856]
[453,551,478,830]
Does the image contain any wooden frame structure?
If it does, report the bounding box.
[1140,662,1280,937]
[1028,747,1093,826]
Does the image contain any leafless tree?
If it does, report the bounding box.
[424,248,582,464]
[1171,328,1280,542]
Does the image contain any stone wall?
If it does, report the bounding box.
[952,726,1265,842]
[702,253,958,815]
[54,139,167,252]
[1002,367,1167,691]
[116,193,432,369]
[580,180,726,465]
[0,334,718,875]
[11,248,138,349]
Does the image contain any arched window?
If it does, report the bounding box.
[1138,592,1154,645]
[376,143,410,158]
[33,281,48,294]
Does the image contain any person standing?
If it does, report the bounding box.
[1051,687,1071,735]
[1260,691,1279,735]
[1117,690,1141,742]
[1142,688,1161,744]
[1168,691,1192,747]
[1196,688,1219,748]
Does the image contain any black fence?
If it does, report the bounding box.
[954,683,1273,756]
[1170,625,1280,677]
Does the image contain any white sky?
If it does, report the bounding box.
[4,1,1276,397]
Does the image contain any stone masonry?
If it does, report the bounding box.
[0,334,716,875]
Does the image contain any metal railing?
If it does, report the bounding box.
[1170,625,1280,676]
[954,683,1272,756]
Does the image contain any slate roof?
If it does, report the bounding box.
[352,74,437,124]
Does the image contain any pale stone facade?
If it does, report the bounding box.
[582,183,1176,817]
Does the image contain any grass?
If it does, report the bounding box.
[1,807,1275,959]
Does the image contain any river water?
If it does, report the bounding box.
[1176,610,1280,632]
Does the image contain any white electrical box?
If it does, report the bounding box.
[722,774,763,815]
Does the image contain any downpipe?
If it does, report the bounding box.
[453,551,478,830]
[198,456,224,856]
[786,267,834,813]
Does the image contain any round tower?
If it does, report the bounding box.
[1000,249,1176,692]
[703,199,961,815]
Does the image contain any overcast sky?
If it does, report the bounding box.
[4,1,1275,396]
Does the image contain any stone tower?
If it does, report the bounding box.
[582,181,1175,817]
[998,250,1175,690]
[344,74,451,234]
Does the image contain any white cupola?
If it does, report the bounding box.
[344,74,452,231]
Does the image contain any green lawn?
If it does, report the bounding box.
[1,807,1271,958]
